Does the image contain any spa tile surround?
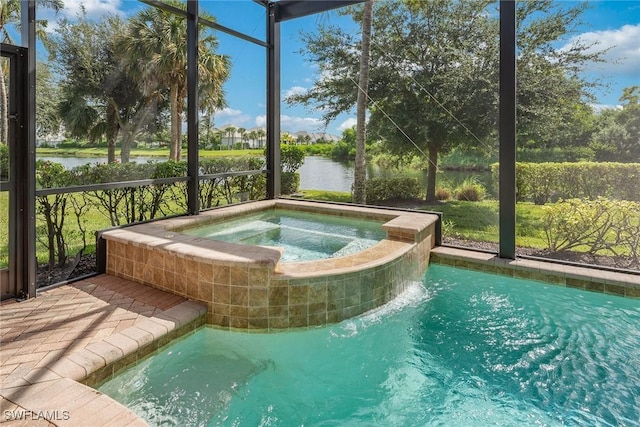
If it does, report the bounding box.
[103,200,439,331]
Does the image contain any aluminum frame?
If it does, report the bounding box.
[499,0,516,259]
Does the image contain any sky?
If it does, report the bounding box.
[30,0,640,135]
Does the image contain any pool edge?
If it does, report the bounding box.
[430,246,640,298]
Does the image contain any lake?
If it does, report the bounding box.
[38,155,493,196]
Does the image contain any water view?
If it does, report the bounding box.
[38,154,492,195]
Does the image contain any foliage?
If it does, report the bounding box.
[517,147,595,163]
[197,157,265,208]
[454,178,486,202]
[280,143,305,172]
[330,141,354,161]
[291,1,602,202]
[492,162,640,204]
[590,86,640,161]
[301,143,333,157]
[121,0,230,161]
[35,62,62,139]
[281,172,300,195]
[543,198,640,264]
[31,158,267,273]
[435,187,452,201]
[0,143,7,180]
[365,177,422,203]
[71,161,185,226]
[35,160,83,268]
[51,13,146,163]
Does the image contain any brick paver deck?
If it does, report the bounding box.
[0,275,199,426]
[0,275,185,387]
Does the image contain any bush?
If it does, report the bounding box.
[281,172,300,195]
[365,177,422,203]
[281,144,305,172]
[302,143,332,157]
[543,198,640,264]
[330,141,354,161]
[492,162,640,204]
[455,178,486,202]
[435,187,452,201]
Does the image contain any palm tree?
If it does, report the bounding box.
[121,0,230,161]
[247,130,258,148]
[237,127,246,148]
[353,0,373,204]
[226,126,236,148]
[0,0,63,144]
[256,128,266,148]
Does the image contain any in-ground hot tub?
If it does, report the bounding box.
[102,199,439,331]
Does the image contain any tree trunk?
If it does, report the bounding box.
[0,65,8,145]
[425,144,438,203]
[169,83,180,161]
[353,0,374,205]
[106,101,118,163]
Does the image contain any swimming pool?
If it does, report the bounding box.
[181,209,386,262]
[99,265,640,426]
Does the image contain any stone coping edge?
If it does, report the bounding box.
[100,199,440,270]
[430,246,640,298]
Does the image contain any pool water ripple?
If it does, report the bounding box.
[100,265,640,426]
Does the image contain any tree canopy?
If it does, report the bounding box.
[290,0,605,201]
[120,0,230,161]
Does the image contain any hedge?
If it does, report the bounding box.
[365,177,422,203]
[491,162,640,204]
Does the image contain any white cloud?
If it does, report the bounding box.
[214,108,251,126]
[561,24,640,75]
[39,0,124,33]
[255,115,324,132]
[337,118,357,131]
[215,107,243,118]
[283,86,308,99]
[590,103,623,113]
[61,0,124,20]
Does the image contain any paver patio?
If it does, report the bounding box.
[0,275,203,426]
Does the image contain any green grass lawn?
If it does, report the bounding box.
[297,190,548,249]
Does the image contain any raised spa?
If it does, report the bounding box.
[181,208,386,262]
[102,199,439,331]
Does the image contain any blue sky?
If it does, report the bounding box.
[35,0,640,134]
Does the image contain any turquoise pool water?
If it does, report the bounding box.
[100,265,640,426]
[181,209,385,262]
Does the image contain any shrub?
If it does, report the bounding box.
[35,160,84,269]
[281,172,300,195]
[365,177,422,203]
[435,187,452,201]
[330,141,354,161]
[281,144,305,172]
[542,198,640,264]
[455,178,486,202]
[491,162,640,204]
